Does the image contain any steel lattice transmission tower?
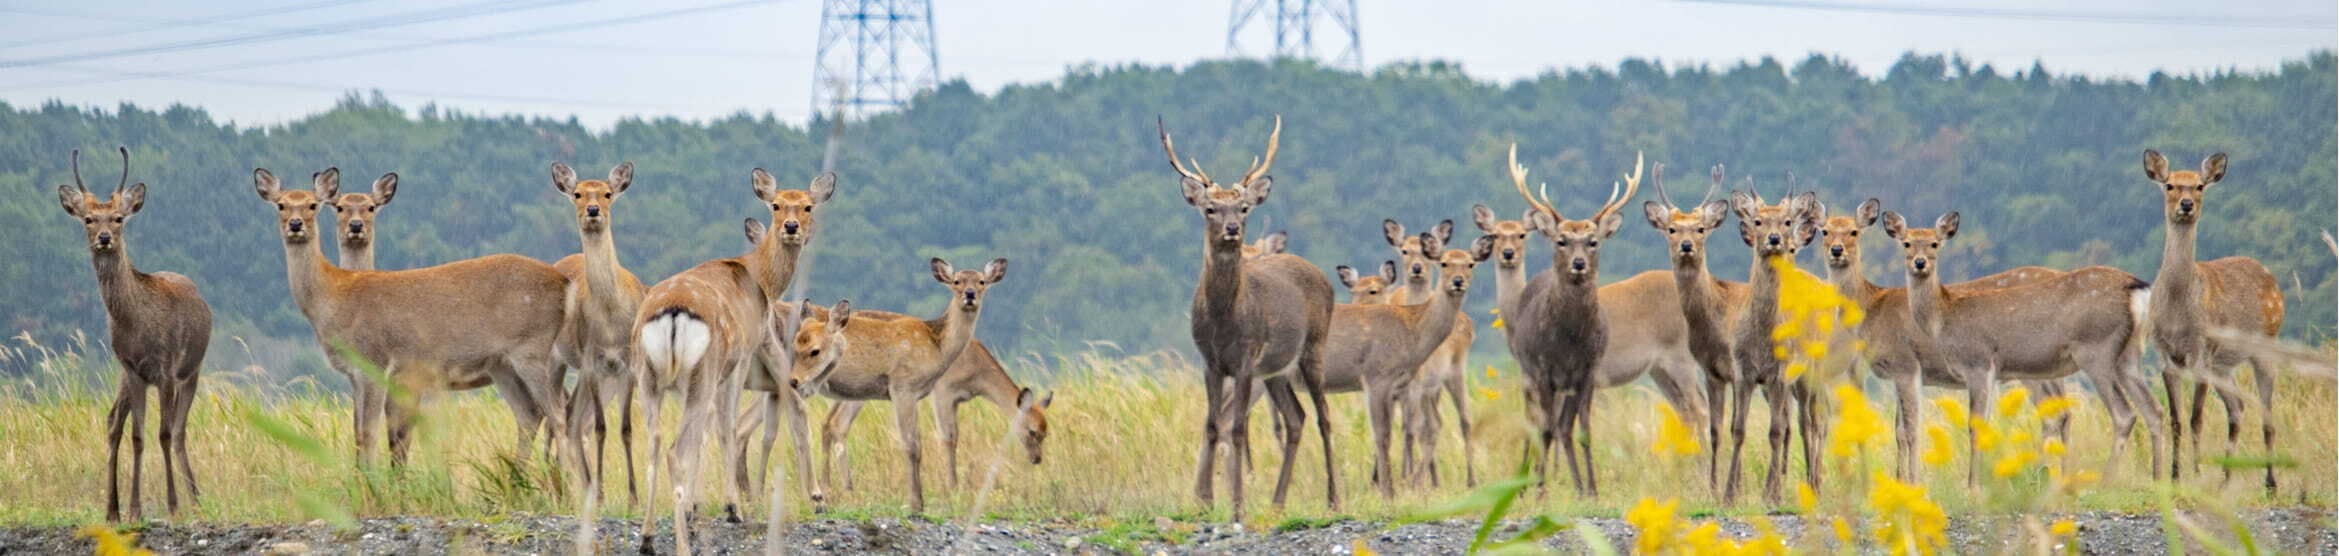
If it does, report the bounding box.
[812,0,940,118]
[1225,0,1361,70]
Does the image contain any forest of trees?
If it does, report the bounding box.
[3,52,2332,384]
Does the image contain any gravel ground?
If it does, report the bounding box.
[2,508,2329,554]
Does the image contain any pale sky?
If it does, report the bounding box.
[1,0,2330,129]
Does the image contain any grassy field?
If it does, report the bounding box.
[1,336,2331,537]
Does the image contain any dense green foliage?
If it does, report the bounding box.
[4,52,2331,381]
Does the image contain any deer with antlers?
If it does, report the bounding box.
[1638,162,1750,494]
[255,168,567,467]
[1161,116,1339,520]
[546,161,651,501]
[1379,220,1478,488]
[1715,176,1824,504]
[55,148,212,522]
[1502,145,1642,496]
[1883,210,2162,484]
[628,169,831,554]
[2140,151,2286,489]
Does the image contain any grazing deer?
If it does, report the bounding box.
[783,258,1008,514]
[254,168,566,466]
[1816,198,2074,479]
[1719,181,1821,504]
[1320,232,1487,496]
[1501,145,1641,496]
[1883,210,2162,484]
[1380,220,1477,488]
[2140,151,2286,489]
[55,148,212,522]
[1160,116,1338,520]
[806,340,1052,493]
[546,161,651,501]
[629,169,832,555]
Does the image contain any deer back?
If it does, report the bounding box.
[319,253,567,368]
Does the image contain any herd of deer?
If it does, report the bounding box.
[47,116,2288,551]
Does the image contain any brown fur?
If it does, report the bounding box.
[804,340,1051,493]
[548,161,652,502]
[1501,147,1640,497]
[1316,234,1483,497]
[1639,163,1743,495]
[2142,150,2286,489]
[1382,222,1478,490]
[1716,183,1822,504]
[58,148,212,522]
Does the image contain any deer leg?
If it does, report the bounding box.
[2187,381,2209,475]
[1223,365,1259,522]
[488,367,544,459]
[2160,367,2188,480]
[1964,365,1998,491]
[1265,378,1305,507]
[636,372,665,555]
[671,379,715,556]
[1894,373,1923,483]
[1300,341,1341,512]
[1578,387,1598,498]
[618,380,639,508]
[824,402,861,494]
[156,380,179,518]
[1194,362,1226,507]
[1447,370,1474,488]
[126,379,149,520]
[892,387,928,515]
[1705,376,1728,495]
[2216,380,2245,485]
[1723,378,1753,504]
[1555,385,1589,496]
[353,375,381,467]
[936,397,962,491]
[1794,380,1822,491]
[102,375,135,522]
[2034,380,2072,471]
[773,385,818,514]
[2096,371,2137,480]
[1366,380,1396,498]
[1763,379,1790,505]
[2250,357,2279,492]
[170,372,202,504]
[754,392,779,490]
[566,376,599,490]
[719,360,750,524]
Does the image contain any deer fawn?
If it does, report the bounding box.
[806,340,1051,494]
[1718,180,1822,504]
[1318,232,1486,496]
[1161,116,1338,520]
[629,168,831,555]
[1381,220,1477,489]
[56,148,213,522]
[1884,210,2163,485]
[2140,150,2286,490]
[1502,145,1641,497]
[255,167,567,467]
[544,161,653,503]
[1815,198,2074,480]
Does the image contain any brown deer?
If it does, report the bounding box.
[628,169,832,555]
[806,340,1052,493]
[546,161,651,502]
[1719,180,1821,504]
[1160,116,1338,520]
[2140,150,2286,490]
[56,148,212,522]
[1242,231,1288,258]
[1815,198,2075,479]
[1501,145,1641,496]
[1638,162,1746,495]
[782,258,1008,514]
[1883,210,2161,484]
[254,167,567,466]
[1380,220,1477,488]
[325,173,393,271]
[1319,232,1486,496]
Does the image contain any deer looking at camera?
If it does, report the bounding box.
[1320,232,1486,496]
[1717,179,1822,504]
[254,168,567,467]
[2140,151,2286,490]
[545,161,651,501]
[1884,210,2162,485]
[1161,116,1338,521]
[1502,145,1641,497]
[55,148,212,522]
[1639,162,1748,495]
[1815,198,2074,480]
[1380,220,1478,489]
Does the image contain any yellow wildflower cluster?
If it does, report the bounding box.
[1867,471,1950,555]
[1766,256,1862,381]
[1828,383,1888,459]
[1652,403,1703,459]
[77,525,155,556]
[1626,497,1792,556]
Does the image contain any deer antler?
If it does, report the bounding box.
[1157,116,1209,185]
[1650,161,1673,209]
[1590,151,1644,223]
[1783,170,1798,208]
[1703,164,1724,205]
[69,149,87,194]
[1238,115,1281,187]
[115,146,130,194]
[1508,144,1556,219]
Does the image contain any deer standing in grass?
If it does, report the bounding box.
[1501,145,1641,496]
[1161,116,1339,520]
[547,162,650,501]
[2140,151,2286,490]
[629,169,830,555]
[782,258,1009,514]
[806,339,1052,494]
[1883,210,2162,485]
[55,148,211,522]
[1638,163,1748,495]
[1815,198,2074,480]
[255,168,567,466]
[1380,220,1477,488]
[1718,182,1821,504]
[1320,232,1486,496]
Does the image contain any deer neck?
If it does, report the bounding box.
[1197,241,1246,322]
[1674,258,1729,337]
[1396,277,1433,306]
[89,247,150,322]
[1824,259,1880,308]
[1907,271,1948,338]
[282,237,343,321]
[1740,255,1789,342]
[338,239,375,271]
[925,306,982,380]
[2155,220,2200,303]
[1400,287,1465,363]
[966,357,1022,411]
[745,234,805,302]
[578,226,631,310]
[1493,262,1527,318]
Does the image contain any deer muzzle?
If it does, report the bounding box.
[1500,248,1516,262]
[2177,199,2195,215]
[1679,241,1695,254]
[287,218,306,234]
[1828,245,1844,258]
[585,205,602,218]
[1569,258,1588,273]
[94,233,113,247]
[1911,257,1929,272]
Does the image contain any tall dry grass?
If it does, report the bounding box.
[0,331,2329,529]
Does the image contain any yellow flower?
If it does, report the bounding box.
[1932,396,1970,428]
[2050,519,2077,538]
[1785,362,1811,380]
[1684,522,1725,553]
[1625,497,1681,555]
[1491,317,1505,330]
[1996,387,2031,420]
[1652,403,1702,459]
[1993,450,2037,478]
[2034,396,2076,420]
[1829,384,1886,458]
[1922,424,1955,467]
[1485,365,1499,379]
[1745,517,1792,555]
[77,526,154,556]
[1796,482,1819,514]
[1832,517,1856,546]
[2044,439,2067,457]
[1353,539,1379,556]
[1803,341,1828,360]
[1476,387,1501,401]
[1867,471,1949,555]
[1975,424,2001,452]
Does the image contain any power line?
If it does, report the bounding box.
[0,0,374,50]
[0,2,798,60]
[0,0,580,69]
[35,64,700,111]
[1675,0,2335,30]
[0,0,789,93]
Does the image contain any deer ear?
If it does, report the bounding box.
[1335,265,1359,289]
[1794,191,1820,216]
[551,162,577,194]
[931,258,955,284]
[1882,211,1907,239]
[809,171,837,203]
[752,168,778,201]
[2201,153,2227,187]
[314,167,341,201]
[1856,198,1882,228]
[372,173,398,206]
[57,185,83,217]
[743,218,767,246]
[1039,391,1054,409]
[1526,210,1557,237]
[253,168,281,201]
[983,258,1009,283]
[1432,219,1454,248]
[830,299,853,326]
[1698,199,1732,229]
[1179,177,1207,207]
[1471,204,1498,232]
[1259,231,1287,255]
[1596,212,1625,239]
[1936,212,1960,240]
[1382,219,1405,248]
[609,162,635,195]
[122,183,147,215]
[1379,260,1399,283]
[1793,213,1820,247]
[1641,200,1669,230]
[1417,232,1438,254]
[1471,235,1496,262]
[1244,176,1272,205]
[797,299,818,323]
[2142,149,2170,183]
[1728,190,1756,217]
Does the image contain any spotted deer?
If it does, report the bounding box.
[1719,181,1821,504]
[628,169,831,555]
[1160,116,1338,521]
[1380,220,1476,489]
[2140,150,2286,490]
[805,339,1052,493]
[56,148,212,522]
[782,258,1008,514]
[254,168,566,467]
[1884,210,2162,485]
[1502,145,1641,496]
[545,161,651,502]
[1816,198,2074,480]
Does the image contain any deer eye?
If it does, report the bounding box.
[82,217,94,224]
[574,193,583,199]
[1667,227,1677,234]
[308,203,319,211]
[804,205,814,213]
[1902,241,1911,248]
[2165,184,2174,192]
[1930,242,1939,249]
[1204,208,1215,215]
[809,349,821,357]
[1555,239,1568,247]
[1849,230,1859,237]
[1587,239,1599,248]
[771,203,783,211]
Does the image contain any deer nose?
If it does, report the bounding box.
[1829,245,1844,257]
[347,220,364,232]
[2178,199,2195,213]
[1450,277,1467,289]
[1766,234,1782,247]
[1410,263,1426,276]
[1570,258,1587,272]
[1912,258,1929,271]
[1500,248,1515,261]
[95,233,112,245]
[782,220,801,234]
[288,219,305,233]
[585,205,601,218]
[1678,241,1694,254]
[1223,223,1239,235]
